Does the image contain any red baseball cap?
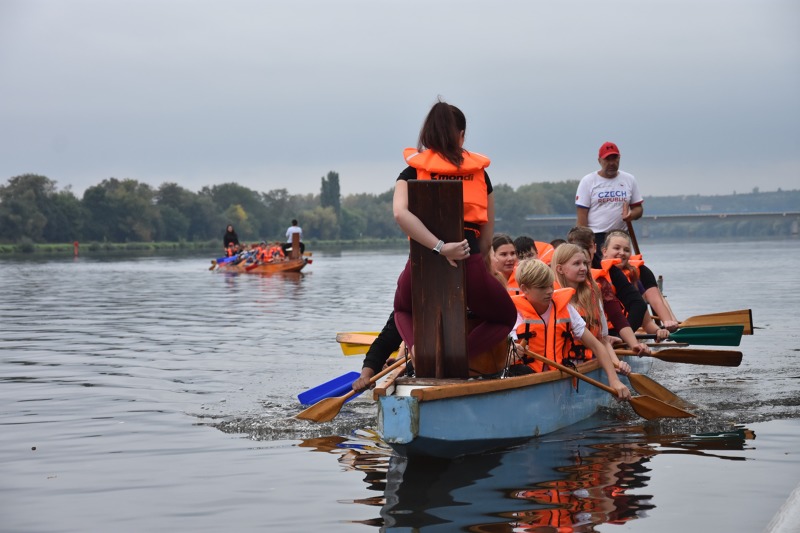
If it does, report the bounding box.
[598,142,620,159]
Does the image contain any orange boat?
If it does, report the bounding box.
[216,256,309,274]
[212,232,311,274]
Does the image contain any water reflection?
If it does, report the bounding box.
[299,422,755,531]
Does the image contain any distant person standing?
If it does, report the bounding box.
[223,225,239,254]
[575,142,643,262]
[282,219,305,254]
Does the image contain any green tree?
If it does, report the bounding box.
[44,188,84,242]
[320,171,341,215]
[82,178,159,242]
[302,206,339,240]
[0,174,62,243]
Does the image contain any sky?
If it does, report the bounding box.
[1,0,798,201]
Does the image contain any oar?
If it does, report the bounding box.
[523,348,694,419]
[626,219,641,255]
[295,358,407,423]
[616,347,743,367]
[298,371,363,406]
[654,309,753,335]
[626,373,694,410]
[209,260,217,271]
[636,325,743,346]
[336,332,396,357]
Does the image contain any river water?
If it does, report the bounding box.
[1,239,799,533]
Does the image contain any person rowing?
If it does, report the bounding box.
[550,243,649,371]
[508,258,631,400]
[601,230,679,331]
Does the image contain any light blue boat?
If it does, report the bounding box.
[374,356,653,459]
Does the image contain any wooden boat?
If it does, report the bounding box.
[373,355,652,459]
[216,256,309,274]
[213,232,310,274]
[363,181,641,458]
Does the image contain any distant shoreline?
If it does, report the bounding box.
[1,235,795,257]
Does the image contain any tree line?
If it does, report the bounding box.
[1,172,797,245]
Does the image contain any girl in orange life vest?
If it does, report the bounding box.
[551,244,649,374]
[602,230,679,332]
[509,258,631,400]
[567,225,650,334]
[490,233,518,290]
[393,100,517,359]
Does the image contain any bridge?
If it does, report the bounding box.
[520,211,800,236]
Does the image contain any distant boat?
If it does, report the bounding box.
[215,256,309,274]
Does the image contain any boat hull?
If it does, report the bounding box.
[377,355,652,458]
[216,257,308,274]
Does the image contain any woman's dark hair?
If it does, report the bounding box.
[418,99,466,167]
[291,219,298,226]
[491,233,514,251]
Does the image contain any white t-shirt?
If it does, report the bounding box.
[511,302,586,340]
[285,225,303,242]
[575,170,643,233]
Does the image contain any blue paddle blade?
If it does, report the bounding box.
[298,371,362,406]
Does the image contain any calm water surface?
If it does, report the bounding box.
[1,240,799,532]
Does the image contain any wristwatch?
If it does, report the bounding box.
[432,240,445,255]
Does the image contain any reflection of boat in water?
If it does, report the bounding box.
[301,423,755,531]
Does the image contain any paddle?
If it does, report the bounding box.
[335,332,403,358]
[208,260,217,271]
[637,324,743,346]
[626,219,641,255]
[523,348,694,419]
[654,309,753,335]
[626,373,694,410]
[295,358,407,423]
[616,347,743,367]
[298,371,363,406]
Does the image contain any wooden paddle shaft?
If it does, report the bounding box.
[626,220,641,255]
[523,348,615,395]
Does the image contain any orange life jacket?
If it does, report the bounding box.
[551,280,596,361]
[507,266,521,296]
[536,241,555,265]
[403,148,490,225]
[512,287,575,372]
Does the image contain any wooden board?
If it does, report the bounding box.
[408,180,468,379]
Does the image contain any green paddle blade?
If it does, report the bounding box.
[639,325,744,346]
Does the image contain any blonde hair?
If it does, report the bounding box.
[551,243,602,332]
[602,230,639,284]
[515,258,554,289]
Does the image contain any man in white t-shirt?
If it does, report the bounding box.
[575,141,643,259]
[281,219,305,254]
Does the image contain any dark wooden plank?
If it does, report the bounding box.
[408,181,468,378]
[290,232,300,259]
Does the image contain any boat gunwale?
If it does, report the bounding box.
[374,358,603,402]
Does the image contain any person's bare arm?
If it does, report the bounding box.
[576,206,589,227]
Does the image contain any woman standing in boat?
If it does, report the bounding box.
[223,225,239,254]
[392,99,516,359]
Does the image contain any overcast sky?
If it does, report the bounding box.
[1,0,797,201]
